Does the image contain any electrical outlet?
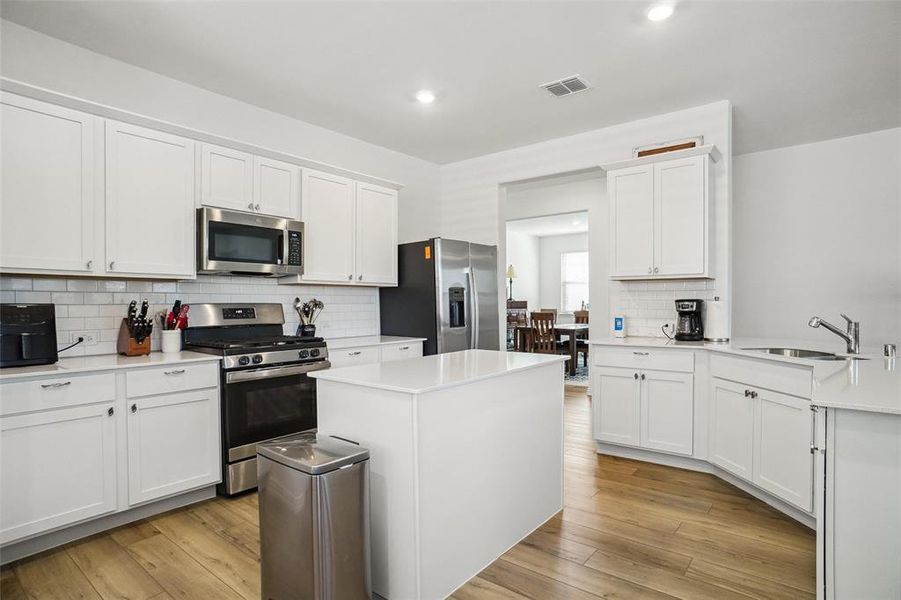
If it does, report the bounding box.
[71,331,100,346]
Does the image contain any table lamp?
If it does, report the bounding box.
[506,264,517,300]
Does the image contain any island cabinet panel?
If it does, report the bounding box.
[593,366,641,446]
[709,378,754,479]
[105,121,195,278]
[0,402,117,544]
[753,389,813,512]
[126,389,220,506]
[640,370,693,455]
[0,93,97,274]
[301,169,357,283]
[355,182,398,285]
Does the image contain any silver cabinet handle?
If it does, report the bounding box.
[109,261,115,270]
[648,267,652,274]
[41,381,71,389]
[347,274,353,280]
[86,260,93,270]
[399,346,410,350]
[108,407,114,417]
[633,351,649,356]
[654,267,659,273]
[164,369,186,376]
[348,351,362,356]
[634,373,639,380]
[255,204,261,211]
[640,373,646,380]
[131,404,137,413]
[750,391,758,399]
[248,202,254,210]
[358,275,363,281]
[744,389,751,397]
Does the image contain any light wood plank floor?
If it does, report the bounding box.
[1,386,815,599]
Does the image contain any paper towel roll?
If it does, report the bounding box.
[704,297,729,341]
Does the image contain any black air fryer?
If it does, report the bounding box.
[0,304,59,367]
[674,299,704,341]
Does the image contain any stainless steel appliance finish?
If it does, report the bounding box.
[182,303,328,495]
[197,206,304,276]
[808,313,860,354]
[380,238,499,355]
[742,347,870,361]
[258,433,371,600]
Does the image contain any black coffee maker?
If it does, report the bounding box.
[674,299,704,341]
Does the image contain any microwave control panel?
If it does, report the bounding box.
[287,231,302,266]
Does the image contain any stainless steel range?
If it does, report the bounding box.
[183,303,329,495]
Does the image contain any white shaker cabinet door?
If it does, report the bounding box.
[253,155,299,218]
[201,143,254,212]
[592,367,641,447]
[0,403,118,544]
[355,182,398,285]
[709,378,754,479]
[0,93,97,274]
[640,369,694,456]
[609,165,654,277]
[654,156,708,277]
[105,121,196,278]
[126,389,220,506]
[753,389,813,512]
[301,169,357,283]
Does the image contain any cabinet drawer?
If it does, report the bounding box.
[0,373,116,416]
[328,346,380,368]
[593,346,694,373]
[380,342,423,363]
[710,354,812,399]
[126,363,218,398]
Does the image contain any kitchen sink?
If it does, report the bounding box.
[742,347,869,361]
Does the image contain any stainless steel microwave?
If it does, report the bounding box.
[197,207,304,276]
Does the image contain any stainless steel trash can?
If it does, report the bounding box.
[257,432,371,600]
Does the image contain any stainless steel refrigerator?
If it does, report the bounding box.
[380,238,500,355]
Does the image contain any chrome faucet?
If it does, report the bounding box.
[808,314,860,354]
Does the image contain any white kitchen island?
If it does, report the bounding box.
[311,349,567,600]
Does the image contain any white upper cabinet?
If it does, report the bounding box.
[301,169,357,283]
[0,93,97,274]
[254,156,299,218]
[355,182,398,285]
[201,143,254,212]
[605,147,716,279]
[105,121,196,278]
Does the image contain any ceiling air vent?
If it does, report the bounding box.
[541,75,591,97]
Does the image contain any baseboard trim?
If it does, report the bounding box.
[0,486,217,565]
[596,442,815,529]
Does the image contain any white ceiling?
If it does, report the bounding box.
[2,1,898,164]
[507,212,588,238]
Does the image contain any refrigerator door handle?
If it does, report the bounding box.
[467,267,479,349]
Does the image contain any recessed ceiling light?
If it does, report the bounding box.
[647,4,674,21]
[416,90,436,104]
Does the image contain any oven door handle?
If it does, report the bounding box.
[225,361,331,384]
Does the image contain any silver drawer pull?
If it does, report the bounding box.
[348,351,362,356]
[41,381,72,389]
[399,346,410,350]
[164,369,186,376]
[632,351,650,356]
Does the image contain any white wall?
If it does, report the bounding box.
[442,101,732,340]
[538,233,589,311]
[0,21,442,243]
[732,127,901,346]
[504,232,540,309]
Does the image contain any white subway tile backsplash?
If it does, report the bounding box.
[33,278,68,291]
[14,291,51,303]
[84,293,114,304]
[51,292,84,305]
[67,279,99,292]
[126,281,153,292]
[98,280,127,292]
[611,278,720,338]
[0,277,32,291]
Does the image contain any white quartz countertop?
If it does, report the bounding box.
[0,351,221,381]
[592,336,900,415]
[311,349,567,394]
[325,335,426,350]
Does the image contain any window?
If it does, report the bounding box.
[561,251,589,312]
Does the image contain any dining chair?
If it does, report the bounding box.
[531,311,570,369]
[574,310,589,367]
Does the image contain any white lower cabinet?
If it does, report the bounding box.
[753,389,813,512]
[593,366,693,455]
[0,402,117,544]
[126,389,220,505]
[709,378,754,479]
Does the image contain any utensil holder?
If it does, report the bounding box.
[161,329,182,354]
[298,324,316,338]
[116,319,151,356]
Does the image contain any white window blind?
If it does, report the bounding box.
[561,251,589,312]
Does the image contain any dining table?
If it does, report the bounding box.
[512,322,589,376]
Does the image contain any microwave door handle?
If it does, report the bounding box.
[278,233,285,265]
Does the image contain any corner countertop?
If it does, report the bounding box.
[591,336,900,415]
[0,351,221,381]
[311,349,567,394]
[325,335,427,351]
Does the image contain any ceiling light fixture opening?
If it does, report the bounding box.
[416,90,436,104]
[647,4,674,21]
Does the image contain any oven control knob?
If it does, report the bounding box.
[238,356,250,366]
[252,354,264,364]
[299,350,310,359]
[310,349,320,358]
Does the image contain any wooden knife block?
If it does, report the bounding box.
[117,319,151,356]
